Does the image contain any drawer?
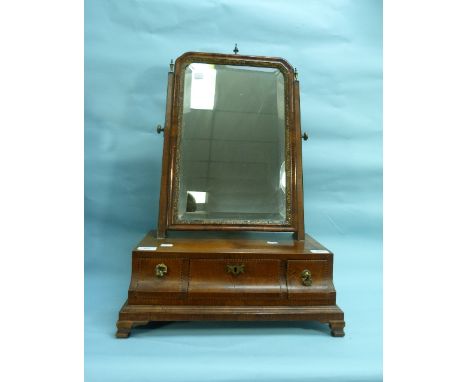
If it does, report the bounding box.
[133,258,185,294]
[287,260,331,298]
[188,259,282,298]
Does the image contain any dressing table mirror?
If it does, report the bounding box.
[116,50,345,338]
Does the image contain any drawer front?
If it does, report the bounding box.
[134,258,185,294]
[287,260,331,298]
[189,259,282,297]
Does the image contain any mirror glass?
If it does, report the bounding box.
[175,63,287,224]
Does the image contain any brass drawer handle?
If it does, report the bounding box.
[155,263,168,278]
[226,264,245,276]
[301,269,312,286]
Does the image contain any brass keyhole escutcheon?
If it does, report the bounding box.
[226,264,245,276]
[301,269,312,286]
[155,263,168,278]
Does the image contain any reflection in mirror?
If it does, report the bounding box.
[176,63,287,224]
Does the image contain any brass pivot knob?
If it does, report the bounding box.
[301,269,312,286]
[301,132,308,141]
[155,263,168,278]
[156,124,164,134]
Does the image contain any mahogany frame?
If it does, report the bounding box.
[157,52,305,240]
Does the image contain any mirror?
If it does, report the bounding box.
[174,62,288,225]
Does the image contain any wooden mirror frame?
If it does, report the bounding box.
[157,52,305,240]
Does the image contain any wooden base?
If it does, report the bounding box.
[116,232,345,338]
[116,300,345,338]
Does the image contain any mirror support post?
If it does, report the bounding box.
[293,76,305,241]
[156,65,175,239]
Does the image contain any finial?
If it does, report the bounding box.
[294,67,298,80]
[169,59,174,72]
[233,43,239,55]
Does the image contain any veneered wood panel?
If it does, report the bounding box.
[287,260,334,299]
[132,258,184,294]
[188,259,281,297]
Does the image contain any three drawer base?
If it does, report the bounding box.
[116,231,346,338]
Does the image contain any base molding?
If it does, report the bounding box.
[116,300,345,338]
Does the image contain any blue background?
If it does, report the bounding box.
[85,1,382,381]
